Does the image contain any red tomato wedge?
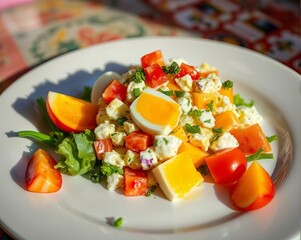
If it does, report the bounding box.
[144,63,169,88]
[231,161,275,211]
[25,149,62,193]
[102,79,127,104]
[141,50,165,68]
[125,131,152,153]
[46,91,98,133]
[205,148,247,184]
[175,63,201,80]
[124,167,148,196]
[94,139,114,160]
[230,123,272,155]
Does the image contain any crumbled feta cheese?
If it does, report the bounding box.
[103,150,125,168]
[175,74,193,92]
[106,173,124,191]
[126,80,146,103]
[196,110,215,128]
[106,98,129,120]
[140,147,158,170]
[236,106,263,126]
[188,128,213,151]
[177,97,192,115]
[196,73,222,93]
[215,95,237,115]
[178,114,198,127]
[94,123,115,140]
[210,132,239,152]
[123,120,140,134]
[110,132,127,146]
[124,149,141,169]
[154,135,182,160]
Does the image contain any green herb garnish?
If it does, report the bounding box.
[222,80,233,89]
[162,61,180,75]
[131,68,146,83]
[114,217,123,228]
[234,94,254,107]
[175,91,184,98]
[116,116,127,126]
[159,88,174,96]
[267,135,278,143]
[206,100,214,112]
[185,123,201,134]
[247,148,274,162]
[133,88,141,97]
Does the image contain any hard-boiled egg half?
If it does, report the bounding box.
[130,88,181,135]
[152,151,204,201]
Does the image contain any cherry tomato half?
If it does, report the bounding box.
[205,148,247,184]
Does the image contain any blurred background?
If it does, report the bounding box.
[0,0,300,93]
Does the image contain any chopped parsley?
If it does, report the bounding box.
[162,61,180,75]
[163,138,169,144]
[116,116,127,126]
[206,100,214,112]
[211,127,223,142]
[114,217,123,228]
[267,135,278,143]
[234,94,254,107]
[185,123,201,134]
[222,80,233,89]
[188,109,202,117]
[175,91,185,98]
[159,88,174,96]
[101,163,124,176]
[131,68,146,83]
[247,148,274,162]
[146,185,157,197]
[133,88,141,97]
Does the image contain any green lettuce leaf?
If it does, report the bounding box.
[55,130,96,176]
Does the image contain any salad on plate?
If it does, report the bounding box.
[18,50,277,214]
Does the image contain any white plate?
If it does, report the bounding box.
[0,37,300,240]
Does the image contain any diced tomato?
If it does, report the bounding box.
[25,149,62,193]
[141,50,164,68]
[125,131,152,153]
[102,79,127,104]
[231,161,275,211]
[175,63,201,80]
[205,148,247,184]
[144,63,169,88]
[124,167,148,196]
[230,123,272,155]
[94,139,114,160]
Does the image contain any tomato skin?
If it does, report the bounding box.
[175,63,201,80]
[231,161,275,211]
[205,148,247,184]
[93,139,114,160]
[102,79,127,104]
[25,149,62,193]
[125,131,152,153]
[144,63,169,88]
[124,167,148,196]
[230,123,271,155]
[141,50,164,68]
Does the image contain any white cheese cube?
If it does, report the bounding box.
[106,98,129,120]
[195,73,222,93]
[236,106,263,126]
[215,95,237,115]
[178,114,198,128]
[103,150,125,168]
[177,96,192,115]
[123,120,140,134]
[140,147,158,170]
[124,149,141,169]
[154,135,182,161]
[110,132,127,146]
[106,173,124,191]
[197,110,215,128]
[94,123,115,140]
[175,74,193,92]
[210,132,239,152]
[126,80,146,103]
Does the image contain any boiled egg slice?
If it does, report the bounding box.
[91,71,122,104]
[130,88,181,135]
[152,151,204,201]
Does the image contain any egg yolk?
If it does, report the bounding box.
[135,92,180,128]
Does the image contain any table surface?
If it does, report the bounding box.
[0,0,300,239]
